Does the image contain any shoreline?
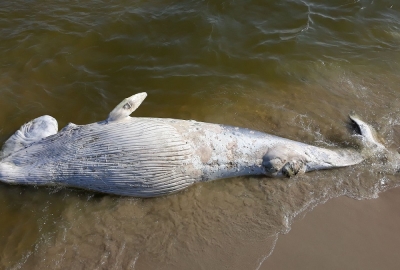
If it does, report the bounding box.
[261,187,400,270]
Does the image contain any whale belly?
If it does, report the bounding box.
[1,119,201,197]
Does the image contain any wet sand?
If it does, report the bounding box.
[263,187,400,270]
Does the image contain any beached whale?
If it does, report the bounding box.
[0,93,384,197]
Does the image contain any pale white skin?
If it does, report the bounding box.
[0,93,384,197]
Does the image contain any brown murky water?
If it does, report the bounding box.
[1,0,400,269]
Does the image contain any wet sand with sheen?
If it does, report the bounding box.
[264,188,400,270]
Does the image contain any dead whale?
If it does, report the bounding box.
[0,93,384,197]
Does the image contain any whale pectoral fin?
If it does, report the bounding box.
[107,92,147,123]
[262,157,306,177]
[0,115,58,159]
[262,145,307,177]
[281,160,307,177]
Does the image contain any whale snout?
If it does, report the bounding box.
[24,115,58,142]
[0,115,59,159]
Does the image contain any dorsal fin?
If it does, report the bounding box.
[0,115,58,159]
[107,92,147,123]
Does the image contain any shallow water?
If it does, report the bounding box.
[0,0,400,269]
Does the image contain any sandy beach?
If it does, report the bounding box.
[263,187,400,270]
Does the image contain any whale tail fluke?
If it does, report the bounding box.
[349,112,391,166]
[263,113,388,177]
[348,112,386,157]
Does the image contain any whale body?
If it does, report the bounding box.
[0,93,383,197]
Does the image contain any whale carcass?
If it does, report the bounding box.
[0,93,383,197]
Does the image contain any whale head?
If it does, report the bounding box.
[0,115,58,159]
